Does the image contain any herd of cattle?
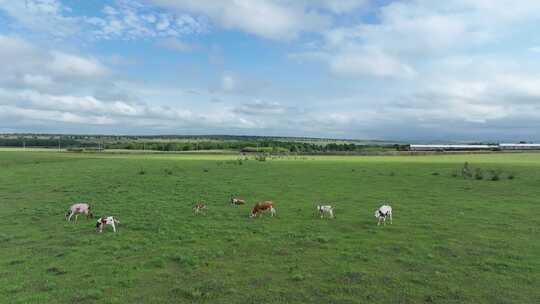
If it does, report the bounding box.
[65,195,394,233]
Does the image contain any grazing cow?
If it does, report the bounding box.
[65,203,93,222]
[375,205,393,226]
[250,201,276,218]
[317,205,335,219]
[193,202,207,214]
[230,195,246,206]
[96,216,120,233]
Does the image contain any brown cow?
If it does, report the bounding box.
[250,201,276,218]
[193,202,207,214]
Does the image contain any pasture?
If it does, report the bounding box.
[0,151,539,303]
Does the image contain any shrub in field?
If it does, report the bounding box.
[75,289,104,302]
[474,168,484,180]
[490,170,501,181]
[461,162,472,178]
[164,168,173,175]
[315,236,330,243]
[146,257,166,268]
[170,254,199,267]
[67,148,84,152]
[6,283,25,294]
[212,250,225,258]
[138,168,146,175]
[43,281,57,291]
[0,233,13,244]
[342,271,364,283]
[46,267,66,275]
[187,288,204,299]
[432,172,440,176]
[507,172,515,180]
[291,273,305,281]
[451,171,458,178]
[172,287,204,299]
[119,279,134,288]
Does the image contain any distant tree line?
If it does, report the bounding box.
[0,135,406,153]
[104,140,402,153]
[0,137,81,147]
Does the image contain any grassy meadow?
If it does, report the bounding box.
[0,151,539,303]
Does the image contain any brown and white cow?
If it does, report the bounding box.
[250,201,276,218]
[230,195,246,206]
[65,203,93,222]
[193,202,207,214]
[96,216,120,233]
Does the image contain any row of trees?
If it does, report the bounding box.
[0,138,80,147]
[0,137,404,153]
[105,141,401,153]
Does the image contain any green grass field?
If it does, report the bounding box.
[1,151,539,303]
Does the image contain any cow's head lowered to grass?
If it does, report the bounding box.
[250,201,276,218]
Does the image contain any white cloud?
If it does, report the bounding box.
[0,86,262,131]
[86,2,205,40]
[147,0,374,40]
[148,0,332,40]
[49,52,108,78]
[309,0,369,14]
[329,47,416,78]
[221,75,236,92]
[233,100,291,115]
[0,35,39,73]
[0,0,79,37]
[22,74,54,88]
[157,37,197,51]
[0,35,261,133]
[292,0,540,77]
[102,5,119,16]
[0,104,116,125]
[155,14,170,31]
[0,0,366,42]
[0,34,108,90]
[0,0,205,40]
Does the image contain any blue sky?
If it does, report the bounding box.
[1,0,540,141]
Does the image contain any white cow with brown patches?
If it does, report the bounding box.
[230,195,246,206]
[96,216,120,233]
[193,202,207,214]
[65,203,93,222]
